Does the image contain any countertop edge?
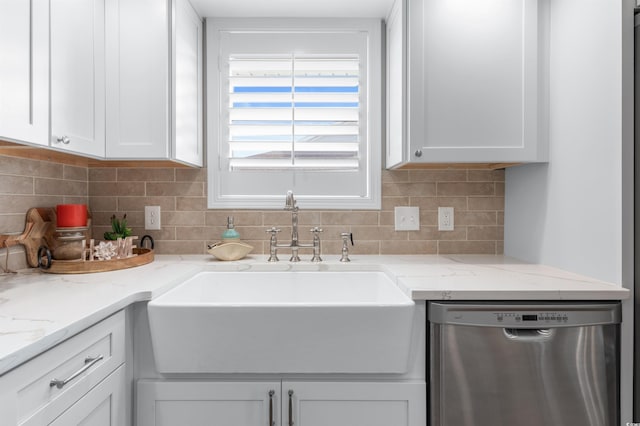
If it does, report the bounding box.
[0,254,630,377]
[410,289,629,301]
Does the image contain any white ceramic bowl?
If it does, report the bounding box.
[207,241,253,261]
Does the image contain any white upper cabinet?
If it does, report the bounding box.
[0,0,50,147]
[106,0,203,166]
[50,0,106,158]
[386,0,549,168]
[386,0,405,167]
[172,0,203,166]
[105,0,170,160]
[0,0,202,166]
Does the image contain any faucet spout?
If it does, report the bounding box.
[285,191,299,247]
[285,190,297,212]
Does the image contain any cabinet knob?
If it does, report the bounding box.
[414,150,422,158]
[56,136,71,145]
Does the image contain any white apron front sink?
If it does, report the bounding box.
[148,271,415,374]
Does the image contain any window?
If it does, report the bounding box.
[228,55,360,170]
[207,19,381,209]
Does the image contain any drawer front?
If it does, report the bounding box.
[1,310,125,425]
[49,364,126,426]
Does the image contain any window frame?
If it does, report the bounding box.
[206,18,382,210]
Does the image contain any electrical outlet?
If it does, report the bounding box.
[438,207,454,231]
[145,206,161,230]
[395,206,420,231]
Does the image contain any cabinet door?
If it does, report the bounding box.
[137,381,280,426]
[284,381,426,426]
[385,0,406,168]
[0,0,49,146]
[407,0,547,163]
[3,311,126,426]
[48,365,125,426]
[105,0,170,159]
[172,0,203,166]
[50,0,105,157]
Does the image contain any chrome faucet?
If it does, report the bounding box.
[266,191,322,262]
[284,190,299,250]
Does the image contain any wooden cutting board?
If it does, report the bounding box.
[0,207,57,267]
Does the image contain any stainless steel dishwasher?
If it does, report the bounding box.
[429,302,620,426]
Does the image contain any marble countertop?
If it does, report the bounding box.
[0,254,629,376]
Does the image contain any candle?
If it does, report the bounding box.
[56,204,87,228]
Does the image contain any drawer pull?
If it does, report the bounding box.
[288,390,294,426]
[49,355,104,389]
[268,390,275,426]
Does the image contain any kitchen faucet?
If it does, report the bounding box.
[284,190,299,249]
[266,191,322,262]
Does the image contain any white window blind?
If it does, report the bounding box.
[207,19,381,209]
[228,55,360,170]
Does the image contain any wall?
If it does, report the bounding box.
[0,155,88,270]
[505,0,625,284]
[504,0,634,421]
[0,154,506,270]
[88,167,505,257]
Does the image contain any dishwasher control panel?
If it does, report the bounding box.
[429,302,621,328]
[494,312,569,325]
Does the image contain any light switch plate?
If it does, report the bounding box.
[395,206,420,231]
[145,206,161,230]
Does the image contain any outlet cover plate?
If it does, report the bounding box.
[145,206,161,230]
[438,207,454,231]
[395,206,420,231]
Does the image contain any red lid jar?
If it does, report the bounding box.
[56,204,87,228]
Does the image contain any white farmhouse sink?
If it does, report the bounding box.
[148,271,415,374]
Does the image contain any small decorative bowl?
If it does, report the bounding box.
[207,241,253,261]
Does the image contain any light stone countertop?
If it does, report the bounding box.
[0,254,629,376]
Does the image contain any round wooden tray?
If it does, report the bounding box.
[42,248,154,274]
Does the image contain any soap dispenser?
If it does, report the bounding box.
[221,216,240,241]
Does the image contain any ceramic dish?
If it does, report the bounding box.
[207,241,253,261]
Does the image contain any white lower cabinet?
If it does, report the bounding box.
[137,381,279,425]
[49,365,125,426]
[137,380,426,426]
[285,381,425,426]
[0,311,126,426]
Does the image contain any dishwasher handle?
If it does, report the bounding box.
[503,328,555,341]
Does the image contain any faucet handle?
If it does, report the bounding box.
[266,227,281,262]
[310,227,323,263]
[265,227,281,235]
